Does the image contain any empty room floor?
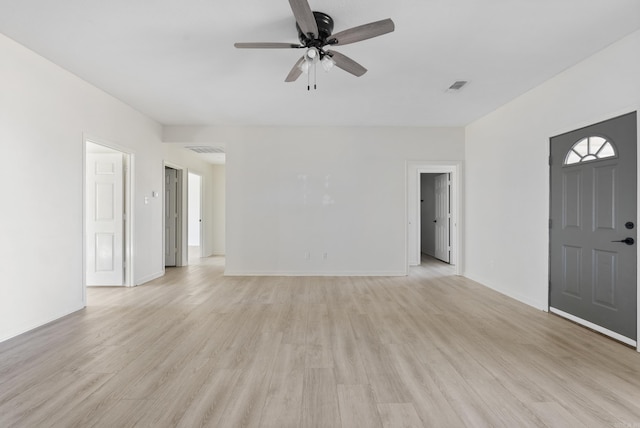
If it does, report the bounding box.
[1,256,640,427]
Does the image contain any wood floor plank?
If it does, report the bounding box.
[464,377,546,427]
[0,371,113,427]
[337,384,383,428]
[407,337,509,427]
[305,303,334,368]
[125,356,218,426]
[327,306,369,385]
[87,399,150,428]
[174,368,241,428]
[388,344,465,426]
[259,344,305,427]
[348,313,413,403]
[279,303,310,345]
[527,402,586,428]
[302,368,341,428]
[376,403,424,428]
[214,332,283,427]
[1,256,640,427]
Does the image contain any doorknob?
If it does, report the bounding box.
[611,237,635,245]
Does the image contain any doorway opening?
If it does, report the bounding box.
[407,161,462,275]
[420,173,451,263]
[84,139,133,291]
[188,172,202,262]
[164,165,183,267]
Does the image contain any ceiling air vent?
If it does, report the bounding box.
[447,80,468,91]
[185,145,225,154]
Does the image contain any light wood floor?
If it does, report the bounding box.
[1,257,640,427]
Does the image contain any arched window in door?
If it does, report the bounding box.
[564,136,617,166]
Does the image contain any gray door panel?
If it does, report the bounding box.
[550,112,637,340]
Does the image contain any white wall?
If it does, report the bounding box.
[211,164,226,256]
[163,127,463,273]
[187,173,201,247]
[465,30,640,311]
[172,127,464,275]
[0,33,166,342]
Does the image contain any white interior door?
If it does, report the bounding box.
[86,152,124,286]
[434,173,450,263]
[165,167,178,267]
[408,162,460,270]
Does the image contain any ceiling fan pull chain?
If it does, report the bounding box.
[307,60,318,91]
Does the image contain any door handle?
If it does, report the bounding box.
[611,237,635,245]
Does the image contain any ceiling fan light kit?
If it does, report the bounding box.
[321,55,335,72]
[234,0,395,90]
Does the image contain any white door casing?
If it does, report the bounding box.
[86,152,124,286]
[407,161,462,273]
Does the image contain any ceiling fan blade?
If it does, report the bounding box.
[328,18,395,46]
[328,51,367,77]
[285,57,305,82]
[288,0,318,37]
[234,42,302,49]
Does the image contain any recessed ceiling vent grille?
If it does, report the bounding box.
[185,145,225,154]
[447,80,468,91]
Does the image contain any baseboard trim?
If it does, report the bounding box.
[224,271,408,277]
[0,304,85,344]
[464,274,547,311]
[136,271,164,285]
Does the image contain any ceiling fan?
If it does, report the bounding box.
[234,0,395,88]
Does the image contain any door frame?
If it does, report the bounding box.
[548,108,639,351]
[83,135,135,298]
[407,161,463,275]
[163,161,187,267]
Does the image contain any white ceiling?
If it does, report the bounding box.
[1,0,639,128]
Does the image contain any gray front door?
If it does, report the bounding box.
[550,112,637,342]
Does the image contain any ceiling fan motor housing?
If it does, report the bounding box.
[297,11,334,47]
